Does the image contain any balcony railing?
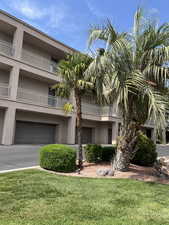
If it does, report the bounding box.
[0,83,10,98]
[82,103,101,116]
[21,49,58,73]
[17,88,67,109]
[0,41,14,57]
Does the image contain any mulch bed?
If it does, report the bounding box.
[39,162,169,184]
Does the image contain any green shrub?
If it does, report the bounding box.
[85,145,116,162]
[101,146,116,162]
[40,144,77,172]
[132,132,157,166]
[85,144,102,163]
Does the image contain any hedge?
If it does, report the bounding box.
[40,144,77,172]
[85,144,116,162]
[132,132,157,166]
[85,132,157,166]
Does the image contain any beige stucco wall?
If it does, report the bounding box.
[0,108,5,143]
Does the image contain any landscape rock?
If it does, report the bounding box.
[96,168,110,176]
[107,169,115,176]
[154,157,169,179]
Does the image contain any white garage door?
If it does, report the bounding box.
[15,121,56,144]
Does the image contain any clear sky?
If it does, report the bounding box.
[0,0,168,51]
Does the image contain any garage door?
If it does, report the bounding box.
[15,121,56,144]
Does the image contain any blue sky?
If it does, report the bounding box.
[0,0,168,51]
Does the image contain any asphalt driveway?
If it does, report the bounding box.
[0,144,169,172]
[0,145,42,171]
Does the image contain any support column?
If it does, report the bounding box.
[152,128,157,144]
[112,122,119,144]
[99,124,108,144]
[2,107,16,145]
[9,66,20,101]
[67,115,76,144]
[162,129,166,144]
[12,26,24,60]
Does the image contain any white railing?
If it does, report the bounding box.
[22,49,58,73]
[0,41,14,57]
[17,88,67,109]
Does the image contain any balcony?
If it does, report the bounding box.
[82,102,118,118]
[17,88,67,109]
[0,83,10,99]
[21,49,58,73]
[0,41,14,57]
[82,103,101,116]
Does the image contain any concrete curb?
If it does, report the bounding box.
[0,166,39,174]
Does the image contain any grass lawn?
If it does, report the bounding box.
[0,170,169,225]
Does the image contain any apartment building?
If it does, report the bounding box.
[0,10,165,146]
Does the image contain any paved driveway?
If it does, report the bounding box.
[0,144,169,172]
[0,145,42,171]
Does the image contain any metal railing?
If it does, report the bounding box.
[0,83,10,98]
[81,103,119,117]
[0,41,14,57]
[17,88,67,108]
[21,49,58,73]
[82,102,101,116]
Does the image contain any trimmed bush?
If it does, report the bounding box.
[132,132,157,166]
[85,145,116,162]
[85,144,102,163]
[40,144,77,172]
[101,146,116,162]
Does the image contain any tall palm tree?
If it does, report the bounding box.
[87,8,169,172]
[53,53,93,169]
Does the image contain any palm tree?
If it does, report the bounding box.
[53,53,93,169]
[87,8,169,172]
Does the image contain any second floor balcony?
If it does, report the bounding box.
[0,83,10,99]
[0,41,14,57]
[22,49,58,73]
[17,88,67,109]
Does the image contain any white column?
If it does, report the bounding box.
[12,27,24,60]
[9,66,20,101]
[99,124,108,144]
[162,129,166,144]
[2,107,16,145]
[112,122,119,144]
[67,115,76,144]
[152,128,157,144]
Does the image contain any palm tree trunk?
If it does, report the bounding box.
[112,121,140,172]
[75,91,83,169]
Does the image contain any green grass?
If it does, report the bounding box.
[0,170,169,225]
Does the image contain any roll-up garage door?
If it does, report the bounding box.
[15,121,56,144]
